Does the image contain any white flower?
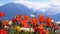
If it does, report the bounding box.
[21,27,34,32]
[21,27,30,32]
[8,21,13,25]
[30,28,34,32]
[4,26,9,28]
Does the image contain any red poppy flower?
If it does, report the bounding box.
[15,14,22,21]
[0,12,5,17]
[2,21,8,26]
[30,18,38,25]
[19,20,29,28]
[38,24,45,34]
[39,24,44,27]
[45,17,52,23]
[29,19,33,25]
[38,14,45,23]
[45,17,53,27]
[12,18,16,22]
[47,23,52,27]
[38,27,44,34]
[0,29,8,34]
[23,15,30,20]
[50,22,56,27]
[33,27,38,31]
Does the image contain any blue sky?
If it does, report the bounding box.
[0,0,51,4]
[0,0,18,4]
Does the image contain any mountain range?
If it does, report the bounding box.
[0,3,60,21]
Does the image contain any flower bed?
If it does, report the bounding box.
[0,12,59,34]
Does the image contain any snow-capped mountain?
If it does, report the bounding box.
[0,3,60,21]
[36,5,60,21]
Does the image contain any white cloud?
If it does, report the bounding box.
[13,0,60,12]
[12,0,60,15]
[0,4,3,6]
[13,0,50,10]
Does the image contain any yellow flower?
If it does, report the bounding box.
[14,26,21,32]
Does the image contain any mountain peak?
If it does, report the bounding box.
[0,3,33,20]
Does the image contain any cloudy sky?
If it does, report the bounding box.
[0,0,60,12]
[0,0,60,8]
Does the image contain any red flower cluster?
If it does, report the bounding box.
[0,12,59,34]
